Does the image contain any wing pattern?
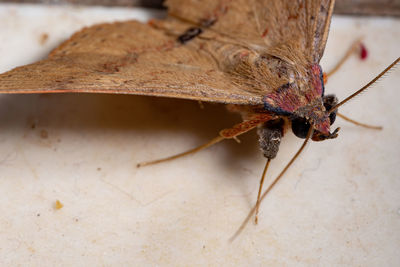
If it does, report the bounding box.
[0,0,334,107]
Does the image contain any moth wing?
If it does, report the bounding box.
[0,20,262,105]
[0,0,335,107]
[167,0,335,115]
[166,0,335,63]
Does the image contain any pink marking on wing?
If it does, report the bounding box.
[311,64,323,96]
[264,84,301,113]
[263,65,324,114]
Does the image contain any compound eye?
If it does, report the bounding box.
[291,117,311,139]
[328,110,337,125]
[323,94,338,125]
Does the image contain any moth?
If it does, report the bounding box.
[0,0,398,226]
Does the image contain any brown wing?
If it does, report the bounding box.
[0,21,262,104]
[166,0,335,63]
[0,0,334,105]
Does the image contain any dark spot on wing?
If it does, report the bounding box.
[177,27,203,44]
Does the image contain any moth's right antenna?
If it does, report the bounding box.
[329,57,400,114]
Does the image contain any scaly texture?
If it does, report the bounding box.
[0,0,334,108]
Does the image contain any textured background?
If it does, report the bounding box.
[0,4,399,266]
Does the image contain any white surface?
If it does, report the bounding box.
[0,4,399,266]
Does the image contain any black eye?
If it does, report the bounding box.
[323,95,338,125]
[291,117,311,139]
[328,110,337,125]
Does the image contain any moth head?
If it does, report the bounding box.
[291,94,340,141]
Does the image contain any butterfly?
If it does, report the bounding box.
[0,0,397,227]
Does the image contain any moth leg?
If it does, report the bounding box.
[136,136,224,168]
[325,38,365,81]
[254,119,285,224]
[337,113,382,130]
[137,113,274,168]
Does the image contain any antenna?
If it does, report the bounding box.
[329,57,399,113]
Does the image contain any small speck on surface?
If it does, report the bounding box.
[39,33,49,45]
[54,200,63,210]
